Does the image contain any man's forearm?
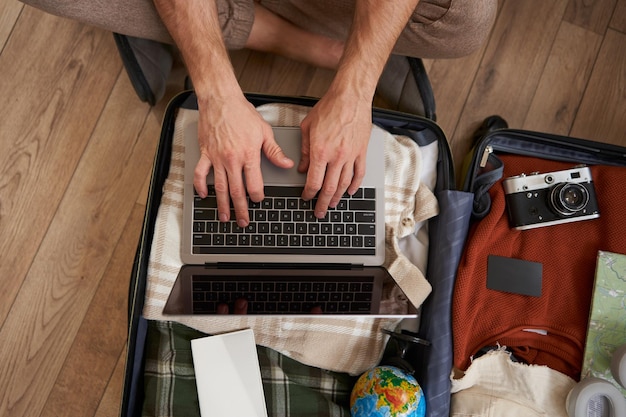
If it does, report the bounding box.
[331,0,420,100]
[152,0,241,100]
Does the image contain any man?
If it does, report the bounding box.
[22,0,497,226]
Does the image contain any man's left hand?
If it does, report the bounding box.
[298,92,372,218]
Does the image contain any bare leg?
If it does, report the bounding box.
[245,4,344,70]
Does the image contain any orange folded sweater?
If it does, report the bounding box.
[453,156,626,380]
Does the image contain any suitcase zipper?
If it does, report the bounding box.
[479,145,493,168]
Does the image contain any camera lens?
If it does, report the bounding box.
[549,183,589,216]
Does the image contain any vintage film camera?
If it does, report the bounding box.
[502,166,600,230]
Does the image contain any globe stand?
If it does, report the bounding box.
[379,329,430,375]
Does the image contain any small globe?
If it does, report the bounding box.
[350,365,425,417]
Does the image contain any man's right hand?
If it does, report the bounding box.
[193,95,294,228]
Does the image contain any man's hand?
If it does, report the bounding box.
[298,0,419,218]
[299,92,371,218]
[152,0,295,227]
[194,95,294,227]
[154,0,419,223]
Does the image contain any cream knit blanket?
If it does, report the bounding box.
[143,103,438,374]
[451,349,575,416]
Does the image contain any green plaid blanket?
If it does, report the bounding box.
[142,320,357,417]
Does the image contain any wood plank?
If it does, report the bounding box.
[229,48,252,78]
[570,29,626,146]
[135,112,162,206]
[237,51,318,97]
[450,0,569,173]
[426,45,488,139]
[232,49,332,98]
[0,72,154,417]
[93,350,127,417]
[136,169,154,206]
[0,9,121,324]
[610,0,626,32]
[305,68,335,98]
[39,203,148,417]
[424,0,504,138]
[564,0,616,34]
[0,0,22,51]
[523,21,602,135]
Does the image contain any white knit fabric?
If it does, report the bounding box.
[451,349,575,416]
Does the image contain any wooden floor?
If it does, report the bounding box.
[0,0,624,416]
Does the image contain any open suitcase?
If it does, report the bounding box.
[121,87,626,416]
[451,118,626,415]
[120,89,473,417]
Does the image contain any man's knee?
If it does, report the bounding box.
[397,0,498,59]
[439,0,498,57]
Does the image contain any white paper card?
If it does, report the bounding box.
[191,329,268,417]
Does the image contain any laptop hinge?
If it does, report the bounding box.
[206,262,362,270]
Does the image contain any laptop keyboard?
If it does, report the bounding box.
[191,274,374,314]
[192,185,377,255]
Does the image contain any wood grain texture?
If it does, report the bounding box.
[564,0,617,34]
[449,0,569,171]
[523,21,603,135]
[305,68,335,98]
[238,51,319,97]
[571,29,626,145]
[0,0,22,50]
[425,46,488,140]
[1,1,625,416]
[610,0,626,32]
[93,351,127,417]
[0,68,156,416]
[0,8,120,324]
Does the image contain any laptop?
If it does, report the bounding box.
[163,116,418,317]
